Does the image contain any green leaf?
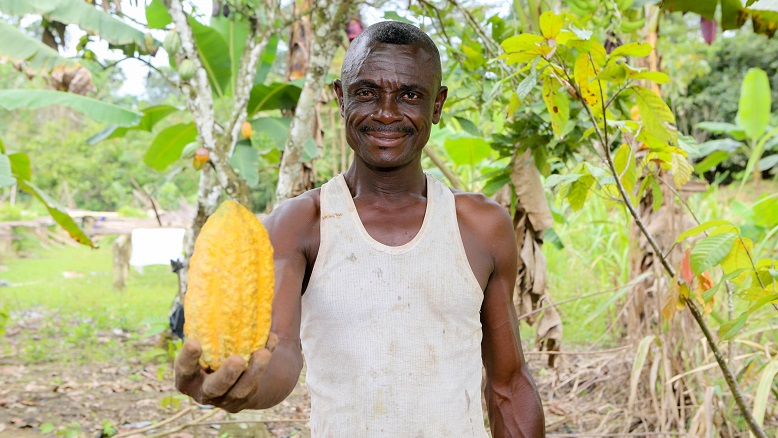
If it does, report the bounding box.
[614,144,638,192]
[609,42,653,59]
[752,359,778,430]
[736,68,771,141]
[650,176,663,211]
[144,123,198,172]
[544,173,584,188]
[16,179,95,247]
[249,117,291,151]
[542,77,569,138]
[0,155,15,187]
[87,105,179,144]
[632,71,670,84]
[230,144,259,188]
[695,122,746,140]
[210,15,251,95]
[0,90,141,127]
[145,0,172,29]
[661,0,717,20]
[189,17,231,98]
[719,312,748,340]
[444,136,492,166]
[481,172,511,196]
[516,66,539,102]
[632,87,676,144]
[0,0,149,47]
[676,220,734,242]
[254,34,278,85]
[453,116,481,137]
[758,153,778,170]
[690,232,738,275]
[8,152,31,180]
[247,82,303,116]
[0,21,75,72]
[721,0,749,30]
[694,150,729,173]
[566,169,595,211]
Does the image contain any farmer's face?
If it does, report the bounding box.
[334,42,447,168]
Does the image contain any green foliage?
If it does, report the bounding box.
[0,90,142,127]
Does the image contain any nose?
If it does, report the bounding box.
[371,95,403,124]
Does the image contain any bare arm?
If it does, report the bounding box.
[465,198,545,437]
[175,192,319,412]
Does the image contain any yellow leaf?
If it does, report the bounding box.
[721,237,753,283]
[574,52,602,108]
[540,11,564,39]
[671,154,692,188]
[501,33,545,54]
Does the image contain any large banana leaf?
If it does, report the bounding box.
[0,0,149,47]
[662,0,778,36]
[0,155,15,187]
[16,179,96,248]
[0,90,141,127]
[189,18,232,98]
[0,21,74,72]
[87,105,180,145]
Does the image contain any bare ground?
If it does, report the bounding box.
[2,312,772,437]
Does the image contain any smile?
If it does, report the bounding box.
[366,132,408,146]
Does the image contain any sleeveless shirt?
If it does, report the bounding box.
[300,173,488,438]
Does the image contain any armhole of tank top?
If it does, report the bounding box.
[447,187,485,297]
[303,181,333,304]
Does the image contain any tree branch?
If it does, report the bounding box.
[585,78,769,437]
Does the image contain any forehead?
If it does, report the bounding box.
[348,42,438,88]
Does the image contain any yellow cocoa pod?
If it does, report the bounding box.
[184,200,274,371]
[241,121,253,139]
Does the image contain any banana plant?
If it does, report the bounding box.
[694,68,778,191]
[662,0,778,41]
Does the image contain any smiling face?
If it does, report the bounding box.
[334,42,448,169]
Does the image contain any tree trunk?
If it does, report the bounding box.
[275,0,354,206]
[165,0,275,305]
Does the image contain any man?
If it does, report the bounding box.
[175,21,545,437]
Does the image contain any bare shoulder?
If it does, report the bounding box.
[263,188,321,255]
[451,189,514,238]
[450,188,516,274]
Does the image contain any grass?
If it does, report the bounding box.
[0,241,178,363]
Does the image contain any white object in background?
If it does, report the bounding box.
[129,228,186,273]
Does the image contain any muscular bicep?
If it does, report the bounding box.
[480,215,524,379]
[480,208,545,437]
[262,194,319,342]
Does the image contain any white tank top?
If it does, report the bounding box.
[300,173,487,438]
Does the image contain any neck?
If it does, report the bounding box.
[342,155,426,200]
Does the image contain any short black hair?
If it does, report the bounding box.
[342,21,442,86]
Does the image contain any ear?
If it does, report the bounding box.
[333,79,345,118]
[431,85,448,124]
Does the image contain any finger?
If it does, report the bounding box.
[265,332,279,352]
[228,349,272,400]
[201,355,247,399]
[175,340,203,382]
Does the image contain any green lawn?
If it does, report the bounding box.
[0,242,178,363]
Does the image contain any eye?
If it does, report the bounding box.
[402,91,420,100]
[354,89,375,98]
